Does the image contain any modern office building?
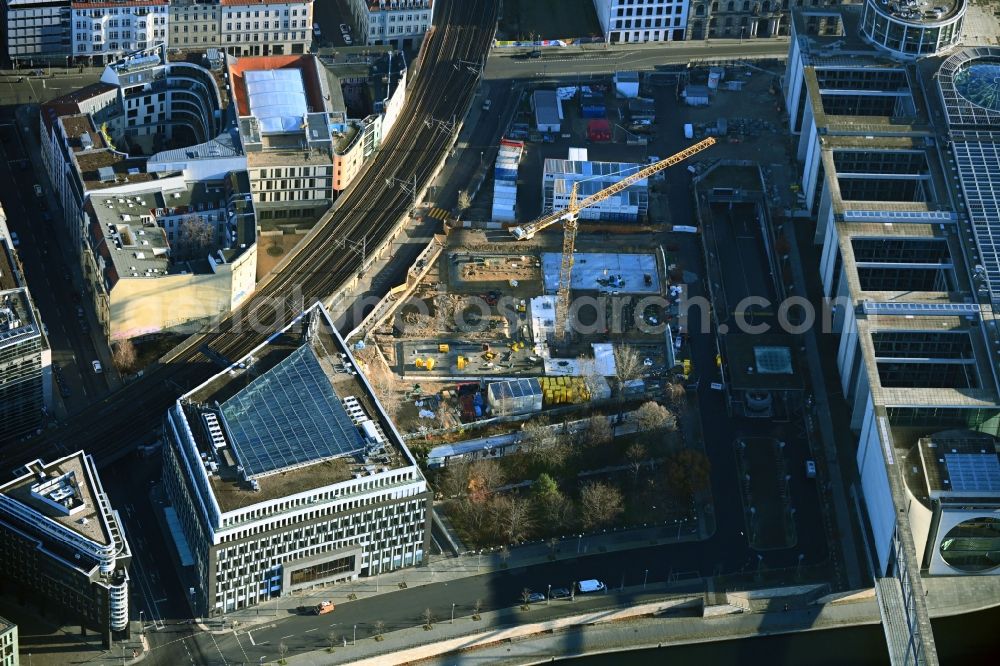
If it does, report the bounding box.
[0,616,16,666]
[168,0,220,50]
[349,0,433,49]
[543,151,648,222]
[162,302,432,617]
[70,0,169,65]
[0,452,131,648]
[83,172,257,341]
[593,0,688,43]
[2,0,71,64]
[218,0,313,57]
[784,1,1000,660]
[229,52,404,226]
[0,207,51,443]
[859,0,964,58]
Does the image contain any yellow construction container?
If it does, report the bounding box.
[425,357,436,371]
[439,343,450,353]
[457,356,467,370]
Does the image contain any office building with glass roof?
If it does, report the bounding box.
[162,302,431,617]
[784,3,1000,660]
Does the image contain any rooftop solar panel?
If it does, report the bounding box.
[953,140,1000,300]
[944,453,1000,493]
[220,345,365,478]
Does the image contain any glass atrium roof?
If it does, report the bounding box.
[220,345,365,478]
[244,69,308,134]
[954,59,1000,112]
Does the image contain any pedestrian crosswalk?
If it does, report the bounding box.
[426,206,450,221]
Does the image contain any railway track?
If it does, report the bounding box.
[0,0,498,473]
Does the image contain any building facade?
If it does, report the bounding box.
[0,617,16,666]
[219,0,313,57]
[859,0,964,58]
[71,0,169,65]
[0,452,131,648]
[0,209,51,443]
[593,0,688,43]
[349,0,433,49]
[162,303,432,617]
[2,0,71,64]
[168,0,220,50]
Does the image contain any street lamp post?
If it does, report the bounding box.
[353,624,357,646]
[451,603,456,624]
[643,569,648,589]
[547,584,551,605]
[139,610,144,634]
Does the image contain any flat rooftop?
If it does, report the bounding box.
[723,335,804,391]
[874,0,963,25]
[918,430,1000,498]
[182,306,413,512]
[75,149,159,191]
[540,252,659,295]
[0,452,110,546]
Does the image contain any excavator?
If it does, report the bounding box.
[510,137,715,340]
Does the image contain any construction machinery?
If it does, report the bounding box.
[510,138,715,340]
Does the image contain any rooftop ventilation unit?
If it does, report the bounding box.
[80,133,93,150]
[98,166,116,183]
[203,412,227,450]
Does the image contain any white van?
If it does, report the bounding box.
[577,579,606,593]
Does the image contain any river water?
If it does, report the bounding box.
[574,604,1000,664]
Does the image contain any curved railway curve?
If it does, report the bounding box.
[0,0,499,473]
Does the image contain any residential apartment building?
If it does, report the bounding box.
[593,0,688,43]
[0,452,131,647]
[168,0,220,50]
[71,0,169,65]
[83,172,256,340]
[0,617,16,666]
[219,0,313,57]
[349,0,433,49]
[2,0,71,64]
[0,208,51,443]
[162,302,432,616]
[39,44,228,253]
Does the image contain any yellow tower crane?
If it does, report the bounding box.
[510,137,715,340]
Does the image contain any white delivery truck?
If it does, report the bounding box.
[577,579,606,593]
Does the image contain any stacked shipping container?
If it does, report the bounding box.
[492,138,524,222]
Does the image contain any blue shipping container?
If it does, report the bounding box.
[582,106,606,118]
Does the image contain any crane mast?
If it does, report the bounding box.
[510,138,715,340]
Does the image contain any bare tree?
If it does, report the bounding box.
[613,344,644,395]
[174,215,216,261]
[636,400,676,432]
[583,414,613,448]
[457,190,472,211]
[422,607,435,629]
[521,588,532,609]
[278,641,289,663]
[112,338,137,373]
[579,481,624,530]
[473,598,483,619]
[521,420,570,470]
[438,463,472,499]
[491,495,534,543]
[626,442,646,484]
[327,630,338,652]
[373,620,385,640]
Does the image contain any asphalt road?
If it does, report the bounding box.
[0,115,111,434]
[485,39,789,80]
[0,69,105,106]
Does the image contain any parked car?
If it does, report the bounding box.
[313,600,335,615]
[550,587,571,599]
[312,22,321,36]
[91,360,103,374]
[34,183,43,197]
[805,460,817,478]
[339,23,350,35]
[343,34,353,45]
[576,579,606,594]
[526,592,545,603]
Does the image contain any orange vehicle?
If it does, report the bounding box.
[314,601,335,615]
